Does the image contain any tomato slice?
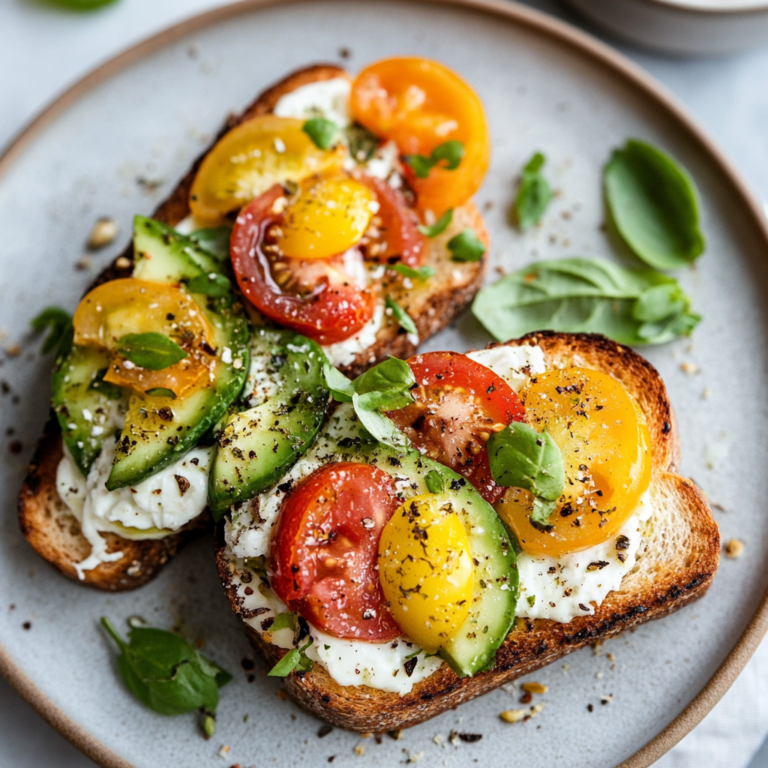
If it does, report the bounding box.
[355,175,426,268]
[269,462,402,642]
[230,184,377,345]
[387,352,525,504]
[350,57,490,215]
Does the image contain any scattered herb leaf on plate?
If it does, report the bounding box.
[30,306,73,356]
[515,151,553,232]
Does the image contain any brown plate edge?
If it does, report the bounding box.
[1,1,767,767]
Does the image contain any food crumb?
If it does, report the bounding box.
[724,539,744,558]
[115,256,132,269]
[22,622,31,630]
[680,361,700,376]
[8,441,23,455]
[75,256,93,271]
[591,640,603,655]
[433,734,444,745]
[338,46,351,59]
[387,729,402,741]
[601,694,614,705]
[587,703,594,712]
[607,653,616,662]
[407,751,425,763]
[702,387,711,399]
[519,691,532,704]
[275,689,287,700]
[596,671,604,679]
[6,345,21,357]
[354,744,365,756]
[217,745,230,758]
[449,731,461,745]
[521,682,548,694]
[500,703,545,723]
[87,217,119,249]
[317,724,333,738]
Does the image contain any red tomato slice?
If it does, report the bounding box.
[230,184,377,345]
[387,352,525,504]
[356,175,426,268]
[269,462,402,642]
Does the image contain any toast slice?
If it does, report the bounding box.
[214,331,720,733]
[17,64,488,589]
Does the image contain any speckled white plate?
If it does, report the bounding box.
[1,2,767,767]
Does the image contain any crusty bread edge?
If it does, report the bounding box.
[214,332,719,733]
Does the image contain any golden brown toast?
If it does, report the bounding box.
[214,332,720,732]
[17,63,489,589]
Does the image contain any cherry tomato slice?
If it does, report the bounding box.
[269,462,402,642]
[230,184,376,345]
[356,175,426,268]
[387,352,525,504]
[350,57,490,216]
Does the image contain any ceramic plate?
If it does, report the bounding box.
[1,2,766,767]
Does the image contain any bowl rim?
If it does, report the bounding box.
[623,0,768,16]
[2,1,768,767]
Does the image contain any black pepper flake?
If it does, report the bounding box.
[586,560,609,571]
[241,657,255,671]
[317,724,333,738]
[174,475,190,496]
[662,421,671,434]
[578,603,589,611]
[403,657,418,677]
[615,535,630,550]
[587,704,594,712]
[8,440,23,455]
[22,622,31,630]
[458,733,483,743]
[247,674,255,683]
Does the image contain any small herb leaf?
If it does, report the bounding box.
[448,228,486,263]
[405,141,465,179]
[144,387,177,399]
[322,363,355,403]
[425,470,445,494]
[418,209,453,238]
[31,306,73,356]
[353,394,410,450]
[391,263,437,281]
[344,123,379,162]
[186,272,232,298]
[88,368,124,400]
[515,151,553,232]
[303,118,339,150]
[385,296,418,337]
[188,227,232,263]
[116,332,187,371]
[604,139,705,270]
[267,638,313,677]
[269,612,296,633]
[404,154,435,179]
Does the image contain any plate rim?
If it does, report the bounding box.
[1,1,766,766]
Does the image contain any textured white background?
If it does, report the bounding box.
[1,1,767,766]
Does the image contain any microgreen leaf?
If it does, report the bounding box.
[101,617,231,735]
[391,263,437,281]
[269,612,296,633]
[385,296,418,337]
[448,228,486,263]
[144,387,177,399]
[344,123,380,162]
[405,141,465,179]
[515,151,553,232]
[487,423,565,527]
[303,118,339,150]
[186,272,232,298]
[31,306,73,356]
[425,470,445,494]
[116,332,187,371]
[604,139,705,270]
[418,209,453,238]
[267,637,314,677]
[188,227,232,263]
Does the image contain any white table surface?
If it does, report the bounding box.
[2,1,768,766]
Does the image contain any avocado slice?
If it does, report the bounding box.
[100,217,249,489]
[208,328,330,517]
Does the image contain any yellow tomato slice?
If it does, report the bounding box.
[189,116,347,224]
[276,176,375,259]
[496,368,652,557]
[73,278,214,398]
[378,493,474,653]
[350,57,490,216]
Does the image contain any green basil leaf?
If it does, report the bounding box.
[186,272,231,298]
[267,638,313,677]
[633,283,687,323]
[448,228,486,263]
[638,310,701,344]
[487,423,565,526]
[418,209,453,238]
[47,0,120,9]
[344,123,380,162]
[404,154,435,179]
[431,140,464,171]
[472,257,700,346]
[425,470,445,494]
[353,393,409,451]
[116,332,187,371]
[323,362,355,403]
[604,139,705,270]
[515,152,553,232]
[31,306,73,356]
[144,387,177,399]
[88,368,124,400]
[391,263,437,281]
[354,357,416,400]
[270,612,296,633]
[302,118,339,150]
[101,617,231,724]
[188,227,231,262]
[385,296,418,336]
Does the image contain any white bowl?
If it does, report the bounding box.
[562,0,768,54]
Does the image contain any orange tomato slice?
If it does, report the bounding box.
[73,278,215,398]
[189,116,347,224]
[350,57,490,216]
[496,368,652,557]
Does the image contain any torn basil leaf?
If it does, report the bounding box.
[425,470,445,494]
[405,140,464,179]
[515,151,553,232]
[385,296,418,337]
[116,332,187,370]
[391,263,436,281]
[418,209,453,238]
[604,139,705,270]
[302,118,339,151]
[31,306,73,356]
[267,637,314,677]
[186,272,231,298]
[188,227,231,263]
[448,228,486,263]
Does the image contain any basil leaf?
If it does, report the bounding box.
[186,272,231,298]
[48,0,120,9]
[605,139,705,270]
[144,387,177,399]
[633,283,687,323]
[116,332,187,371]
[405,141,465,179]
[101,617,231,733]
[487,423,565,527]
[89,368,124,400]
[385,296,418,336]
[472,257,700,346]
[448,228,486,263]
[269,612,296,633]
[391,263,436,281]
[344,123,380,162]
[418,209,453,238]
[515,152,553,232]
[303,118,339,150]
[268,638,313,677]
[353,393,410,450]
[188,227,231,262]
[425,470,445,494]
[31,306,73,356]
[354,357,415,412]
[323,362,355,403]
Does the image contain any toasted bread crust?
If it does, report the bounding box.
[18,63,488,588]
[214,332,719,732]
